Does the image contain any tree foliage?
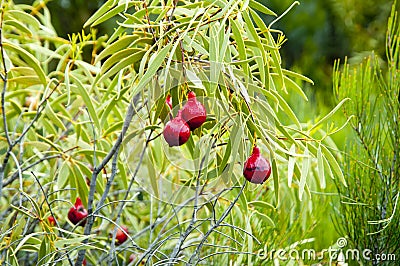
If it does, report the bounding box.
[333,2,400,265]
[0,0,347,265]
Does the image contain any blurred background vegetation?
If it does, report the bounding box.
[14,0,395,112]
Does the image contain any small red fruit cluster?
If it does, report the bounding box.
[68,197,88,226]
[243,146,271,184]
[163,91,206,147]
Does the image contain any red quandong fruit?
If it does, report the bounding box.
[243,146,271,184]
[68,197,88,226]
[165,95,172,110]
[48,216,56,226]
[181,91,206,130]
[115,225,129,245]
[163,110,191,146]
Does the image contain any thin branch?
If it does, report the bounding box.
[75,94,141,265]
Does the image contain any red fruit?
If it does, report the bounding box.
[163,110,191,146]
[48,216,56,226]
[129,254,136,262]
[181,91,206,130]
[83,259,87,266]
[68,197,88,226]
[165,95,172,110]
[243,146,271,184]
[116,225,129,245]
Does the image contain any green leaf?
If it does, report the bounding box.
[249,201,276,210]
[299,145,310,200]
[282,69,314,85]
[54,235,93,248]
[230,18,249,75]
[69,77,100,129]
[5,10,40,30]
[89,1,139,27]
[272,158,279,204]
[146,147,159,198]
[97,49,145,85]
[45,104,66,131]
[57,161,70,189]
[317,144,326,189]
[96,35,152,63]
[321,145,347,186]
[287,144,296,187]
[72,164,89,206]
[4,18,33,36]
[132,43,172,95]
[308,98,350,133]
[283,75,308,101]
[248,0,277,16]
[83,0,118,28]
[3,42,47,85]
[254,210,275,227]
[269,89,301,129]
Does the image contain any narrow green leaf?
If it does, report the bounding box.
[5,10,40,30]
[90,2,139,27]
[299,145,310,200]
[249,0,277,16]
[309,98,350,133]
[249,201,276,210]
[72,164,89,206]
[282,69,314,84]
[272,158,279,204]
[317,144,326,189]
[287,144,296,187]
[69,78,100,129]
[321,145,347,186]
[283,75,308,101]
[146,147,159,198]
[230,18,249,75]
[57,161,70,189]
[83,0,118,28]
[269,89,301,128]
[4,19,33,36]
[3,42,47,85]
[96,36,152,63]
[133,43,172,94]
[45,104,66,131]
[254,211,275,227]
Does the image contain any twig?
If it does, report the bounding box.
[75,94,141,265]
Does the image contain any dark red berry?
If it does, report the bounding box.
[181,91,206,130]
[163,110,191,146]
[243,146,271,184]
[165,95,172,110]
[83,259,87,266]
[116,225,129,244]
[48,216,56,226]
[68,197,88,226]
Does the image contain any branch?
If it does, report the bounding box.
[75,94,141,266]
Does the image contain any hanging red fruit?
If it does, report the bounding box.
[181,91,206,130]
[163,110,191,146]
[243,146,271,184]
[68,197,88,226]
[165,94,172,110]
[47,216,56,226]
[115,225,129,245]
